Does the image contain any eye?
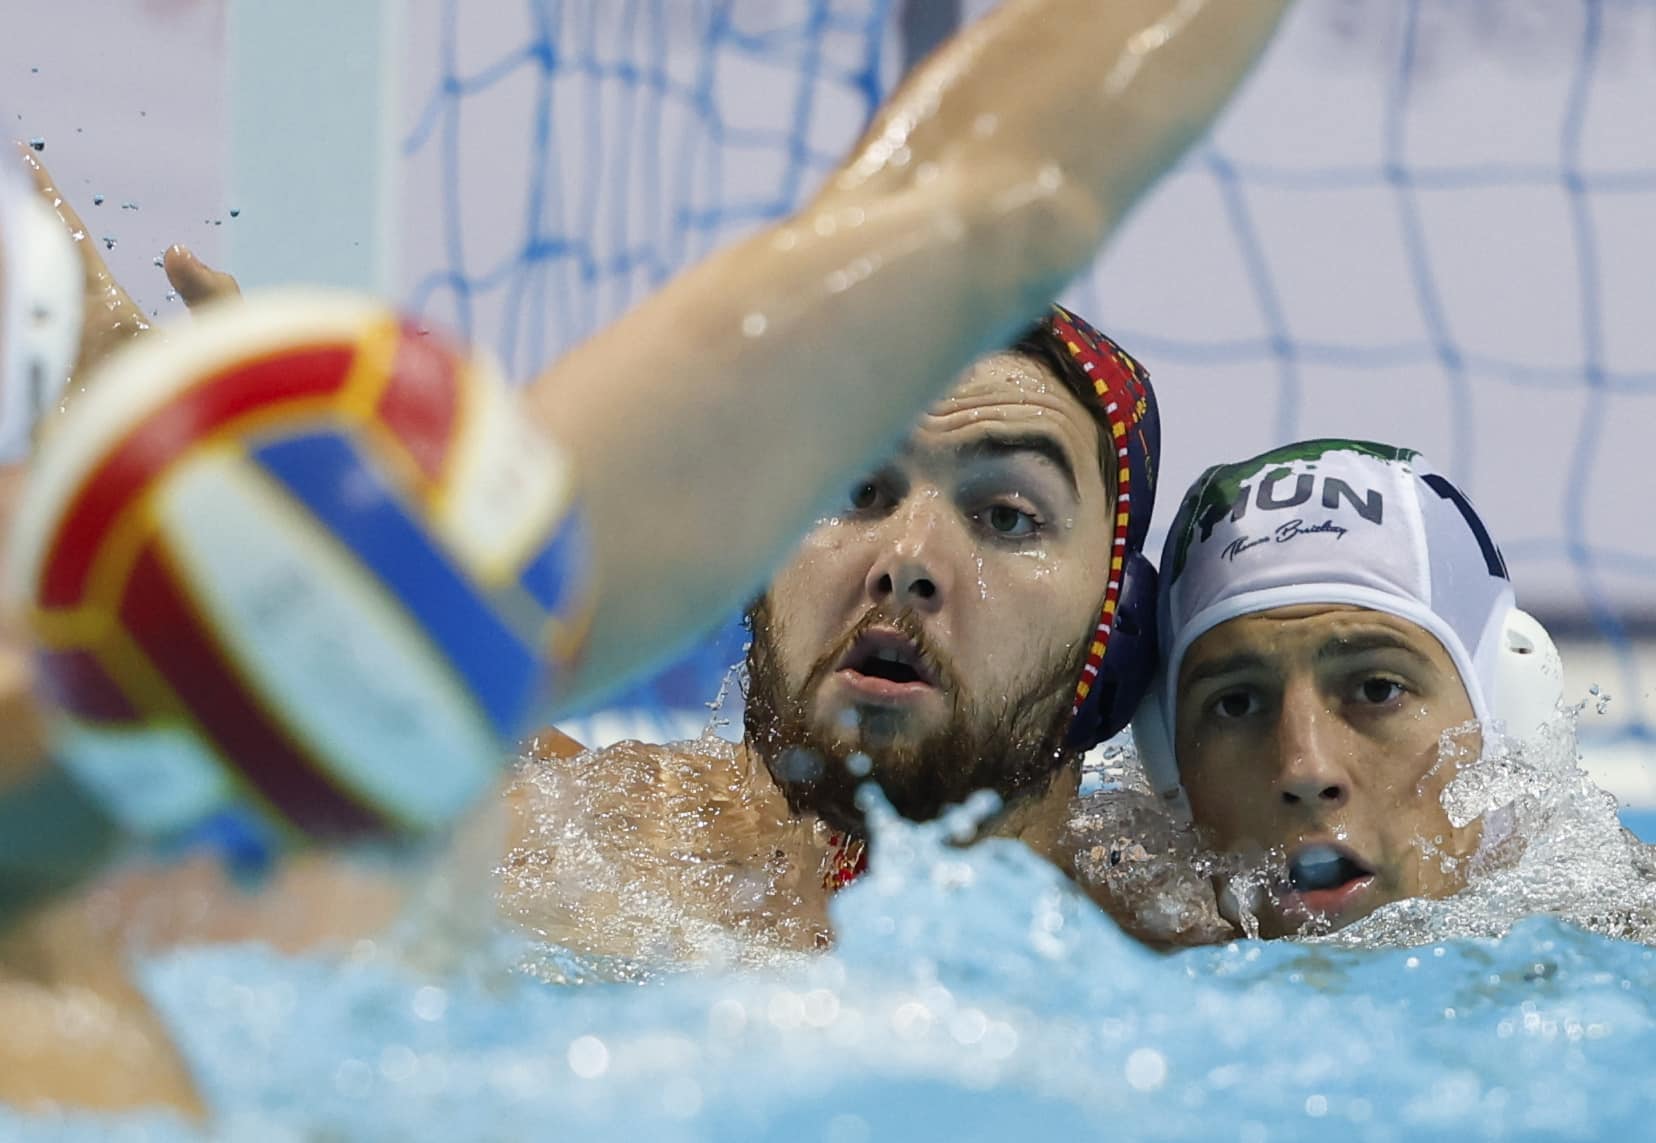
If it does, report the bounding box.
[978,503,1040,538]
[1211,689,1260,719]
[847,480,886,512]
[1356,677,1405,705]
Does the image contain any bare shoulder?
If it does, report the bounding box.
[499,735,827,958]
[507,733,784,850]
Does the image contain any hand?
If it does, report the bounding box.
[162,243,241,310]
[1068,790,1239,949]
[15,147,245,392]
[15,145,150,386]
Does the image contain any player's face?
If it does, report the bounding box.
[1175,604,1483,938]
[751,353,1113,811]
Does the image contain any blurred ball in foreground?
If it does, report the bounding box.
[8,292,590,846]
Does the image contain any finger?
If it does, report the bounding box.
[163,245,242,309]
[13,143,142,324]
[13,142,86,238]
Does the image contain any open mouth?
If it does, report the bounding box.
[836,629,937,692]
[1286,842,1375,903]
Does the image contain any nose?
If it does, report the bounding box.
[1274,679,1351,809]
[864,495,954,614]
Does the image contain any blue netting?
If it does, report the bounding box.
[1061,0,1656,752]
[403,0,892,380]
[400,0,895,716]
[400,0,1656,750]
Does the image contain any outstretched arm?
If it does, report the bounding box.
[531,0,1292,704]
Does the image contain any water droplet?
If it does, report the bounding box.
[378,1044,417,1084]
[892,1000,933,1039]
[411,985,447,1022]
[1124,1047,1167,1091]
[707,999,750,1042]
[92,194,105,206]
[229,207,241,218]
[566,1035,609,1078]
[801,988,840,1028]
[775,747,824,783]
[101,236,116,251]
[333,1058,373,1098]
[27,137,44,152]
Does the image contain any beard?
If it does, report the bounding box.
[742,595,1091,836]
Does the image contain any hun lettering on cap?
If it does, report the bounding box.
[1168,439,1416,583]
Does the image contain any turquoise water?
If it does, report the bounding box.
[5,717,1655,1142]
[5,804,1655,1141]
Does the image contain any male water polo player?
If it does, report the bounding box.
[500,307,1164,956]
[1126,440,1563,940]
[1,0,1293,909]
[0,0,1297,1115]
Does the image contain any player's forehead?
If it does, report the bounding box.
[901,352,1102,481]
[1180,604,1457,682]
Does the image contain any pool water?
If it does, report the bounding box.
[5,718,1655,1142]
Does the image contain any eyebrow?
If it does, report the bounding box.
[1316,629,1436,668]
[1181,629,1437,691]
[1181,651,1269,691]
[955,431,1081,497]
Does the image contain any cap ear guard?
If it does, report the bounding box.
[1491,608,1564,742]
[1131,606,1565,814]
[1042,305,1163,756]
[1065,550,1158,751]
[1128,680,1188,820]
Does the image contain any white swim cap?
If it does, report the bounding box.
[1134,439,1561,802]
[0,158,83,463]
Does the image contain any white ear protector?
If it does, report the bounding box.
[1130,607,1566,816]
[1491,608,1565,743]
[0,168,84,463]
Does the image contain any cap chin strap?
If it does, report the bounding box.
[1130,607,1565,829]
[0,181,83,463]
